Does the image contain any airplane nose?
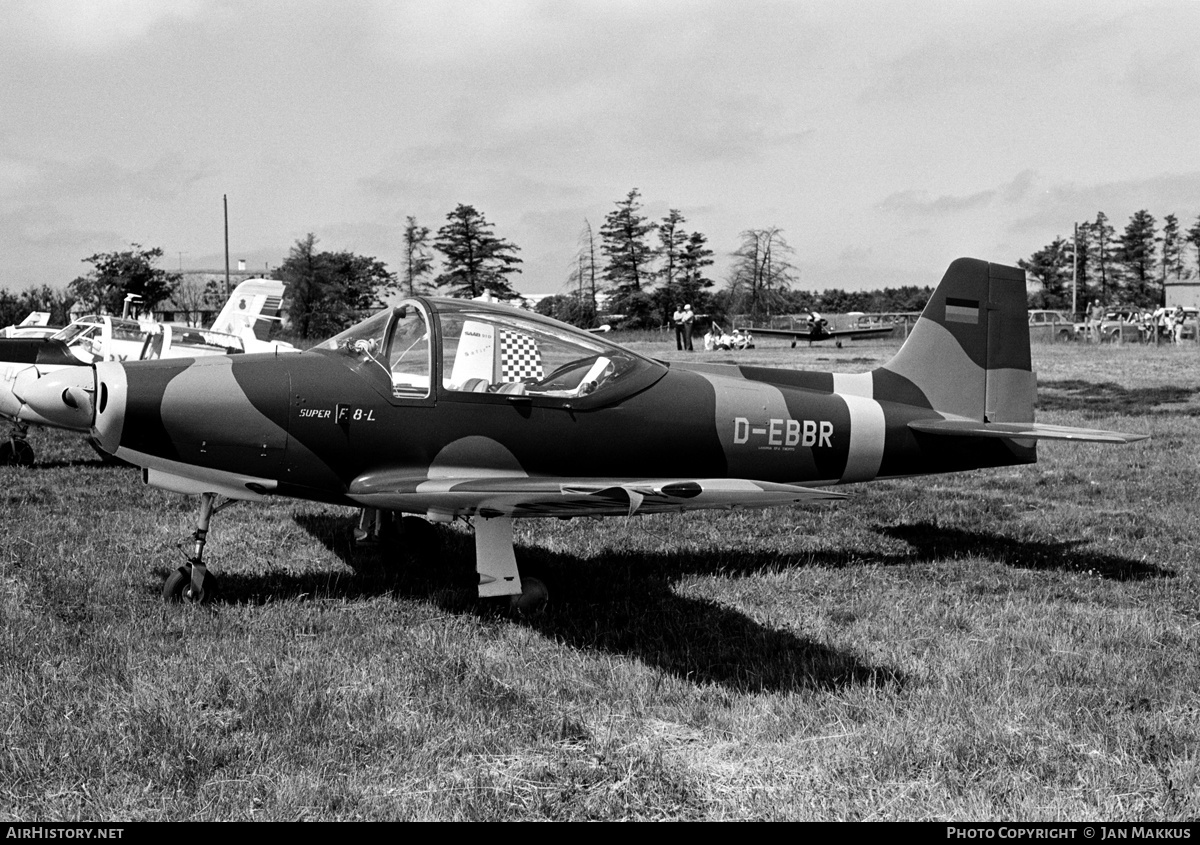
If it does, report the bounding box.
[13,366,96,430]
[91,361,128,456]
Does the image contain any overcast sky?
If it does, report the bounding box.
[2,0,1198,297]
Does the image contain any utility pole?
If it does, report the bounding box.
[223,194,231,298]
[1072,221,1078,316]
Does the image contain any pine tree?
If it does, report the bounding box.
[1091,211,1118,304]
[1187,214,1200,279]
[655,209,688,319]
[1072,222,1094,311]
[433,204,522,299]
[678,231,715,310]
[600,189,656,324]
[1160,214,1185,287]
[1117,209,1158,307]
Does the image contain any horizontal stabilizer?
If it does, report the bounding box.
[909,419,1148,444]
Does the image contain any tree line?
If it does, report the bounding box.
[22,195,1186,339]
[0,197,935,338]
[1020,210,1200,312]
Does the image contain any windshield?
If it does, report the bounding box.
[312,306,432,399]
[53,320,103,344]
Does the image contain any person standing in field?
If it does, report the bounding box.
[1087,300,1104,343]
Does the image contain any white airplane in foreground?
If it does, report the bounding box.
[0,278,295,464]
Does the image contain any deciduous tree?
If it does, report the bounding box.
[564,220,600,327]
[68,244,179,316]
[401,216,435,296]
[1018,236,1072,309]
[726,227,796,323]
[277,233,396,339]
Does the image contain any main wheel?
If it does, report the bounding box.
[509,576,548,616]
[163,566,218,603]
[399,516,441,558]
[0,438,34,466]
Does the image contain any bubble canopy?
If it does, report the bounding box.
[311,298,667,407]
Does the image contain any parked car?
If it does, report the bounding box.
[1027,309,1079,342]
[1098,307,1146,343]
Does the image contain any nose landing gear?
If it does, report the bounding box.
[163,492,233,603]
[1,424,34,466]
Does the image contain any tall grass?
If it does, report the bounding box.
[1,338,1197,820]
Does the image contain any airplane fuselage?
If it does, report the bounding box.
[92,349,1033,511]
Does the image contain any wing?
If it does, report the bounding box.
[746,325,895,340]
[746,326,812,340]
[824,325,895,338]
[347,471,844,518]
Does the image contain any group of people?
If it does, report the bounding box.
[1083,300,1195,344]
[704,324,754,351]
[673,303,756,352]
[672,304,695,351]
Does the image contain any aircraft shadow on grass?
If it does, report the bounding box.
[156,510,1167,693]
[875,522,1172,581]
[1038,380,1200,416]
[163,511,906,696]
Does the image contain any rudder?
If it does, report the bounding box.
[879,258,1034,422]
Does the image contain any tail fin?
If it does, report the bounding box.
[209,279,287,340]
[877,258,1034,423]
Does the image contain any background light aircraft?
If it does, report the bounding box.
[0,278,293,464]
[746,314,896,347]
[1,312,59,339]
[20,259,1145,611]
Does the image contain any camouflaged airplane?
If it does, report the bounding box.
[19,258,1145,611]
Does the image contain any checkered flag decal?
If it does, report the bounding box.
[499,329,543,382]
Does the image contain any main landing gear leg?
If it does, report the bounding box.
[164,492,229,603]
[472,515,547,615]
[354,506,385,546]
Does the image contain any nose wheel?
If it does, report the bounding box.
[1,425,34,466]
[0,436,34,466]
[163,566,219,603]
[162,492,233,604]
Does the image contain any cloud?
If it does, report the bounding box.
[879,187,996,216]
[1001,170,1037,204]
[6,0,203,52]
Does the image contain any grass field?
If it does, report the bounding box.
[1,336,1198,821]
